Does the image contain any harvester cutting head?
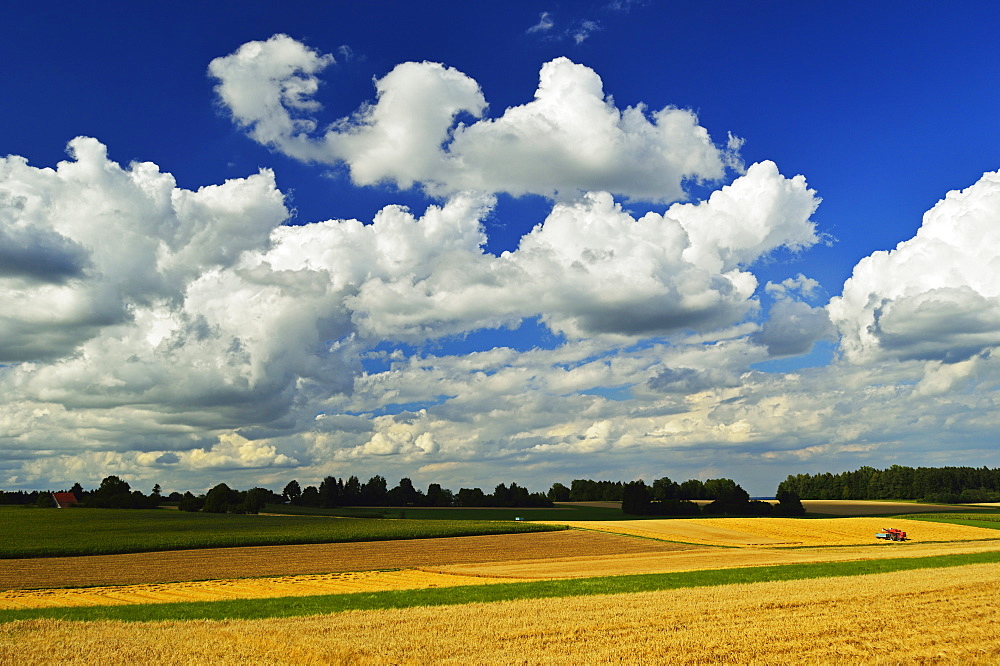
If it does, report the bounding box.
[875,527,907,541]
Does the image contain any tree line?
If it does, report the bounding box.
[0,476,279,513]
[275,474,806,516]
[777,465,1000,503]
[618,477,804,517]
[1,473,808,516]
[17,464,1000,515]
[278,476,552,510]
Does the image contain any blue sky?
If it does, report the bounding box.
[2,1,999,496]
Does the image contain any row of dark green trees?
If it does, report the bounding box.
[777,465,1000,504]
[10,464,1000,515]
[279,474,800,516]
[620,478,805,517]
[0,477,280,514]
[279,476,551,509]
[4,473,804,517]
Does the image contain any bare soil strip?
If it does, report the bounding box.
[4,563,998,664]
[0,530,696,591]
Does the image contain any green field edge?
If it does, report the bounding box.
[0,520,566,560]
[4,550,999,624]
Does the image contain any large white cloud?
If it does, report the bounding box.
[209,35,739,202]
[829,170,1000,363]
[258,159,818,343]
[0,138,287,362]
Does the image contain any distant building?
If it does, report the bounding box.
[51,492,80,509]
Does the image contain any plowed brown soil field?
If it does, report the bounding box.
[0,530,697,591]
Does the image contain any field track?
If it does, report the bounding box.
[4,563,999,663]
[0,530,695,591]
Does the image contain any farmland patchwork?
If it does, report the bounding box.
[3,505,1000,662]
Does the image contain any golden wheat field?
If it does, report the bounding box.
[428,537,1000,578]
[3,563,999,664]
[541,516,1000,547]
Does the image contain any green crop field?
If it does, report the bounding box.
[0,507,564,558]
[890,511,1000,530]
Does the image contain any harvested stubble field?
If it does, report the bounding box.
[4,563,999,664]
[540,516,1000,547]
[428,537,1000,578]
[0,570,526,610]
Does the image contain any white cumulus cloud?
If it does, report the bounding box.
[210,36,739,203]
[829,170,1000,363]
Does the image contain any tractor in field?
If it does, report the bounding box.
[875,527,907,541]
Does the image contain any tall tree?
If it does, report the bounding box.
[282,479,302,503]
[203,483,238,513]
[622,480,651,515]
[362,475,388,506]
[547,482,571,502]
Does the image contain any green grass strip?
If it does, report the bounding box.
[3,549,999,624]
[891,513,1000,529]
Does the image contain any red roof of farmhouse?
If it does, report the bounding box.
[52,492,79,508]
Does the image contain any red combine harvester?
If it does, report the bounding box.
[875,527,907,541]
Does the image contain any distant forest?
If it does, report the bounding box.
[8,465,999,515]
[0,473,804,517]
[777,465,1000,504]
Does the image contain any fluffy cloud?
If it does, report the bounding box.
[207,33,335,162]
[829,170,1000,363]
[750,274,834,358]
[0,138,286,363]
[508,161,819,337]
[210,35,739,202]
[293,160,817,342]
